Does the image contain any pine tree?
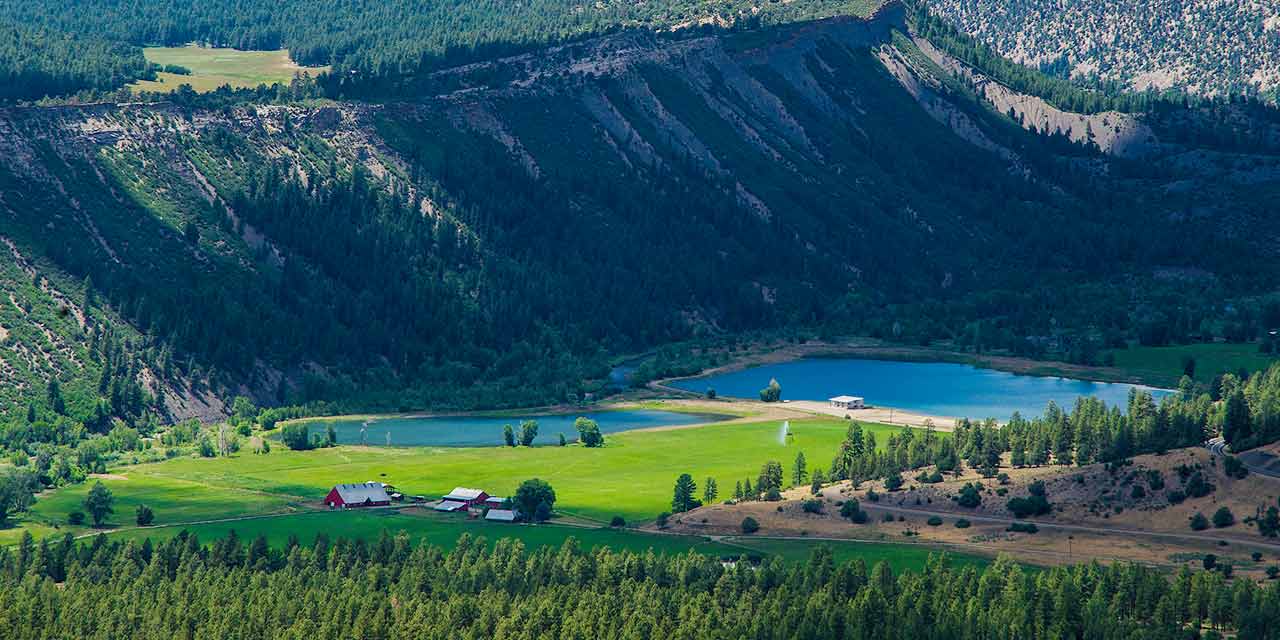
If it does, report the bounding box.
[792,451,807,485]
[671,474,697,513]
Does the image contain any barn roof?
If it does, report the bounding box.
[485,509,517,522]
[434,500,468,512]
[829,395,863,402]
[444,487,486,501]
[333,482,390,504]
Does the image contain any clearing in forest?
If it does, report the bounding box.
[129,46,329,93]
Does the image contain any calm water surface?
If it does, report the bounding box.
[669,358,1169,420]
[323,409,723,447]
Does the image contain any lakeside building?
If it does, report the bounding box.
[829,395,865,410]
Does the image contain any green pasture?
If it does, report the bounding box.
[129,46,328,93]
[2,414,982,569]
[8,417,927,541]
[1106,343,1278,386]
[102,509,987,570]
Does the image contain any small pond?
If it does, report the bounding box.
[320,409,725,447]
[669,358,1170,420]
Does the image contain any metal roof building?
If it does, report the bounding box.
[484,509,517,522]
[325,482,392,508]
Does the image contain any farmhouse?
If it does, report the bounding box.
[325,482,391,509]
[443,487,490,508]
[829,395,864,410]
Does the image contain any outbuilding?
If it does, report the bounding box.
[483,496,507,509]
[325,482,392,509]
[485,509,518,522]
[433,500,468,512]
[829,395,865,410]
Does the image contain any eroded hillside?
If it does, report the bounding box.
[0,7,1276,423]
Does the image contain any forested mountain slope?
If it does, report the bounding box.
[0,0,881,102]
[2,6,1279,428]
[929,0,1280,101]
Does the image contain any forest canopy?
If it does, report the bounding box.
[2,530,1278,639]
[0,0,881,101]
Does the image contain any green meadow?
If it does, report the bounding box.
[5,418,947,562]
[98,509,987,571]
[129,46,328,93]
[1107,342,1278,385]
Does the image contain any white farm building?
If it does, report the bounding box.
[829,395,865,410]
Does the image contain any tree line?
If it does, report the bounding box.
[1,529,1278,638]
[824,366,1280,490]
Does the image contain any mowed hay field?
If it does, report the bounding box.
[129,46,329,93]
[10,418,928,540]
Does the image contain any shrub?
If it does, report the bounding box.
[1130,485,1146,499]
[1146,470,1165,490]
[841,499,868,523]
[656,512,670,529]
[1166,489,1186,504]
[1252,552,1263,562]
[1007,486,1052,518]
[802,499,824,514]
[67,511,85,525]
[1006,522,1038,534]
[135,504,154,526]
[954,519,971,529]
[997,473,1010,485]
[957,483,983,508]
[280,423,311,450]
[1267,566,1280,580]
[865,489,880,502]
[1184,471,1214,498]
[1212,506,1235,528]
[1203,554,1217,570]
[609,516,625,528]
[1223,456,1249,479]
[883,474,904,491]
[741,517,760,534]
[882,512,895,523]
[1189,512,1210,531]
[927,516,943,526]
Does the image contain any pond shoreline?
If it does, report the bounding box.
[650,340,1164,394]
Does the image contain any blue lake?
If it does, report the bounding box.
[669,358,1170,420]
[321,409,724,447]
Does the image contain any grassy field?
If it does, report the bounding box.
[1107,343,1278,385]
[3,414,981,569]
[6,418,930,543]
[129,46,328,93]
[99,509,987,571]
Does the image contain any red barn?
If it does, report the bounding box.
[442,487,489,509]
[325,482,392,509]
